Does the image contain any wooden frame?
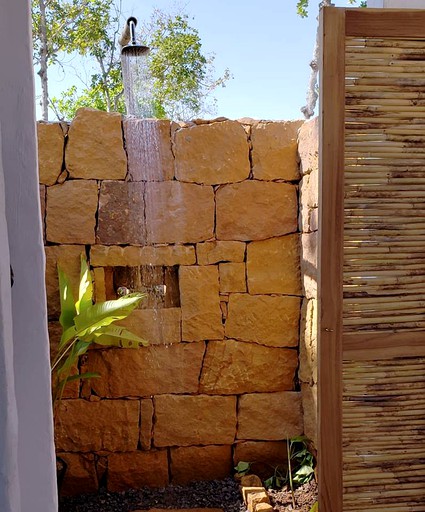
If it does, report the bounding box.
[318,7,346,512]
[346,8,425,38]
[319,6,425,511]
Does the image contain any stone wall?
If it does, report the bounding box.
[298,118,319,447]
[39,108,309,495]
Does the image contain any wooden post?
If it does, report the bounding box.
[318,7,345,512]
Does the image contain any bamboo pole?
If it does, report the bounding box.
[346,39,425,49]
[346,139,425,147]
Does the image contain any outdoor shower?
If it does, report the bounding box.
[120,17,152,117]
[120,17,150,57]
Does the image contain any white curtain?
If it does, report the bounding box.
[0,1,58,510]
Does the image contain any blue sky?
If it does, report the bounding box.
[38,0,356,121]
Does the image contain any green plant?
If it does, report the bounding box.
[52,254,147,411]
[310,502,318,512]
[263,465,287,490]
[234,461,252,477]
[263,436,315,497]
[288,436,315,487]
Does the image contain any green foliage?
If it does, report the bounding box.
[310,502,319,512]
[32,0,114,65]
[52,254,147,410]
[234,461,252,477]
[288,436,315,487]
[262,436,315,491]
[145,10,231,120]
[263,465,287,490]
[296,0,366,18]
[35,2,231,121]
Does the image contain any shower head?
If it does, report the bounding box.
[120,17,150,57]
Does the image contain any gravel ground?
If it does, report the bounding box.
[60,478,245,512]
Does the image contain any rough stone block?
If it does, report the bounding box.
[170,445,233,484]
[299,299,317,385]
[234,441,288,479]
[154,395,237,447]
[298,117,318,176]
[301,232,318,299]
[48,321,62,363]
[57,453,98,496]
[300,167,318,209]
[45,245,84,318]
[55,399,139,452]
[251,121,303,181]
[146,182,214,243]
[248,491,270,512]
[225,294,301,348]
[299,204,318,234]
[179,266,224,341]
[140,398,154,450]
[219,263,246,293]
[175,121,250,185]
[118,308,181,345]
[247,235,301,295]
[255,503,274,512]
[93,267,106,302]
[65,108,127,180]
[97,181,145,245]
[37,122,64,185]
[240,475,263,487]
[124,118,174,181]
[197,241,245,265]
[200,340,297,394]
[90,244,196,267]
[301,383,317,447]
[237,392,303,440]
[108,451,169,491]
[216,182,297,241]
[242,487,267,506]
[46,180,98,244]
[86,342,205,397]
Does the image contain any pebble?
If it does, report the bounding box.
[60,477,246,512]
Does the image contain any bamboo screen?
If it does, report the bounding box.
[343,35,425,510]
[319,8,425,512]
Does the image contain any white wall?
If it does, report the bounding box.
[0,1,57,511]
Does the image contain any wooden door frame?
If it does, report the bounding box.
[318,7,425,511]
[318,7,345,512]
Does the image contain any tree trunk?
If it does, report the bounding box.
[38,0,49,121]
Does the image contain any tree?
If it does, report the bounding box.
[296,0,366,17]
[32,0,115,120]
[32,1,230,121]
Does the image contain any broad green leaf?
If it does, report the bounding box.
[310,503,318,512]
[58,266,76,332]
[75,254,93,314]
[65,372,100,382]
[73,339,92,357]
[93,325,148,348]
[59,325,77,348]
[74,293,145,338]
[234,461,250,473]
[263,477,274,489]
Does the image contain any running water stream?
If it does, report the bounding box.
[121,51,154,118]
